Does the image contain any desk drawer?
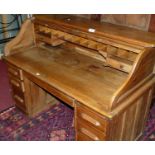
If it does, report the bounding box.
[9,75,25,92]
[13,91,26,109]
[48,85,74,107]
[76,120,106,141]
[11,83,26,109]
[77,131,94,141]
[7,64,23,80]
[15,103,27,113]
[76,103,108,132]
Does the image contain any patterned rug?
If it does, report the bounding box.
[0,101,155,141]
[139,103,155,141]
[0,102,75,141]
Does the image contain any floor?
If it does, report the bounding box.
[0,60,14,112]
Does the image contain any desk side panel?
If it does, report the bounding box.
[4,19,35,56]
[108,86,153,140]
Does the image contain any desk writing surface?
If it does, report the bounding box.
[5,46,128,112]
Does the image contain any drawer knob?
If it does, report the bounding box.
[36,72,40,76]
[81,113,101,127]
[95,122,100,126]
[88,28,96,33]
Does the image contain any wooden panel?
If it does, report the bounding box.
[129,103,140,140]
[135,96,148,137]
[101,14,150,31]
[121,104,137,140]
[28,80,52,116]
[108,112,125,140]
[149,14,155,32]
[101,14,126,25]
[118,111,126,140]
[24,75,60,116]
[109,87,154,140]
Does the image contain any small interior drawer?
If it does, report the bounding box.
[7,64,23,80]
[76,120,106,141]
[106,56,132,73]
[36,34,51,44]
[76,103,108,132]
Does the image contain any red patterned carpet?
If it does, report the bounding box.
[0,100,155,141]
[0,102,75,141]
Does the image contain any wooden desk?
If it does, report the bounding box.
[3,15,155,140]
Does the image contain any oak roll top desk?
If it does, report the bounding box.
[3,15,155,141]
